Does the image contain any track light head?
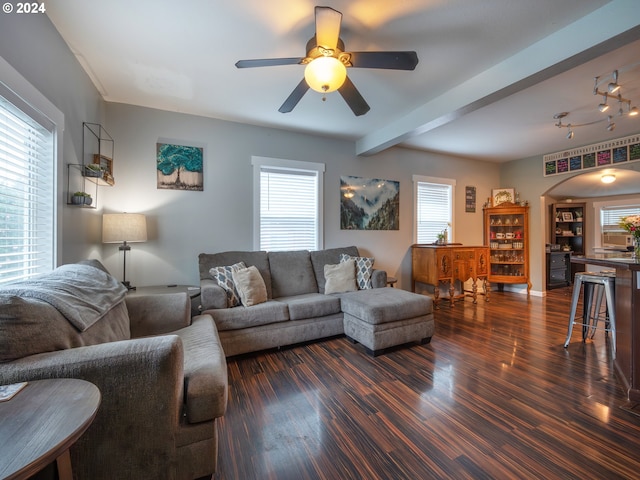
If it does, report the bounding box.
[566,129,574,139]
[599,93,610,112]
[630,106,639,117]
[607,116,615,131]
[608,82,620,94]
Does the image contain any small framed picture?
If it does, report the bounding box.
[492,188,515,206]
[561,212,574,222]
[575,226,582,235]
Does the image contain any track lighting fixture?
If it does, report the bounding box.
[554,65,638,139]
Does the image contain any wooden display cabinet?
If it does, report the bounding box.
[549,202,586,280]
[484,203,531,293]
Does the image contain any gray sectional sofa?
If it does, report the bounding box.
[198,246,434,356]
[0,260,227,480]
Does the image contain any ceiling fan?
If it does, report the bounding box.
[235,6,419,116]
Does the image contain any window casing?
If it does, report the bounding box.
[414,175,455,244]
[0,57,61,284]
[252,156,324,251]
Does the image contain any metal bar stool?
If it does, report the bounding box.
[564,271,616,354]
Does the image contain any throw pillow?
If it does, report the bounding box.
[232,265,268,307]
[209,262,246,307]
[324,259,357,294]
[339,253,374,289]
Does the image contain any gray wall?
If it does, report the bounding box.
[102,103,499,289]
[0,12,105,264]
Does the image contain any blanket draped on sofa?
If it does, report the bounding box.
[0,263,127,331]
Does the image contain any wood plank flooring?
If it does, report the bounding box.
[216,288,640,479]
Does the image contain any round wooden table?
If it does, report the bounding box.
[0,378,101,480]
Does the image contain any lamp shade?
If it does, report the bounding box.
[102,213,147,243]
[304,56,347,93]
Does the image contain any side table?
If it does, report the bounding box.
[0,378,101,480]
[128,284,201,316]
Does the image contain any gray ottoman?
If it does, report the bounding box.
[339,287,434,356]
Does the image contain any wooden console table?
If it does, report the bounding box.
[0,378,101,480]
[412,244,490,307]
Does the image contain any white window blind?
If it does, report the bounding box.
[416,180,452,244]
[259,166,319,251]
[602,205,640,232]
[0,95,55,284]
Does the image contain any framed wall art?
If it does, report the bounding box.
[157,142,204,191]
[340,175,399,230]
[491,188,515,206]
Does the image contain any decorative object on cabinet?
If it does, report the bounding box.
[102,213,148,290]
[412,244,490,308]
[549,202,586,280]
[491,188,515,206]
[340,175,399,230]
[484,202,531,294]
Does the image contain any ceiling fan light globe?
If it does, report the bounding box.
[304,57,347,93]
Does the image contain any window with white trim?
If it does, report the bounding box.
[0,94,55,284]
[414,175,455,244]
[601,205,640,233]
[252,157,324,251]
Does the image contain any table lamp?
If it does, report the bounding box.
[102,213,147,290]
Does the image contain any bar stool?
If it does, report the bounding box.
[564,271,616,354]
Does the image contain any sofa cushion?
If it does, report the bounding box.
[268,250,318,298]
[199,251,272,298]
[310,246,360,294]
[232,265,267,306]
[339,288,432,325]
[324,260,357,294]
[340,254,374,289]
[0,295,130,363]
[274,293,342,320]
[206,300,289,331]
[209,262,246,307]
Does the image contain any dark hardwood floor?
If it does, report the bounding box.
[216,287,640,479]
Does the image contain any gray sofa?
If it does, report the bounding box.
[0,260,227,480]
[198,246,434,356]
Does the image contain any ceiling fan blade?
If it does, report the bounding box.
[315,6,342,50]
[348,51,419,70]
[235,58,304,68]
[338,76,370,116]
[279,78,310,113]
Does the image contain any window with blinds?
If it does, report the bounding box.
[415,178,454,244]
[0,95,55,284]
[601,205,640,232]
[256,162,322,251]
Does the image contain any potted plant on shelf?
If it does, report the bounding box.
[71,191,92,206]
[83,163,103,178]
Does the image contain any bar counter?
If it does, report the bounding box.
[571,253,640,402]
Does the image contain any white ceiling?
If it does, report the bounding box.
[46,0,640,168]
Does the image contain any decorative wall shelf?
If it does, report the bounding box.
[66,123,115,207]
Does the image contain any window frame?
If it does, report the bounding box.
[0,56,64,281]
[251,156,324,251]
[413,174,456,244]
[593,198,640,247]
